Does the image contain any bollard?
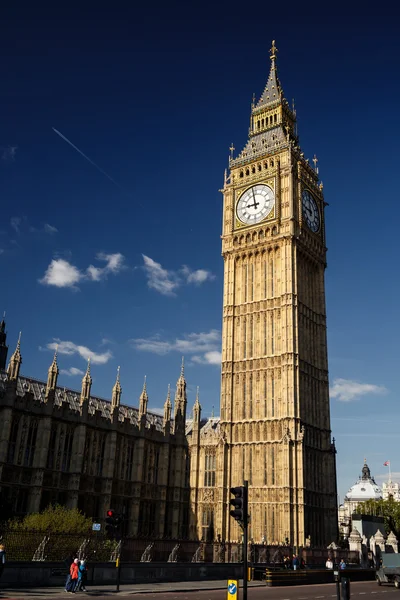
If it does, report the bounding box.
[341,577,350,600]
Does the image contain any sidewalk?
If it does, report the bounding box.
[0,579,265,598]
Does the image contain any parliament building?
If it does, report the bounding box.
[0,42,338,545]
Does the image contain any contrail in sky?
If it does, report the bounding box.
[52,127,120,187]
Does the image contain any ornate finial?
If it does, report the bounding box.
[364,457,367,464]
[17,331,21,347]
[143,374,147,391]
[116,365,120,382]
[211,405,215,418]
[53,344,58,361]
[181,356,185,377]
[270,40,278,62]
[229,143,235,159]
[167,383,171,400]
[86,357,91,373]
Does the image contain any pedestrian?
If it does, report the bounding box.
[76,559,88,592]
[326,557,333,569]
[66,558,79,593]
[340,558,347,570]
[283,555,290,569]
[292,554,299,571]
[300,557,306,569]
[0,544,6,581]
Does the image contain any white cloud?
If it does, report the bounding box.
[2,145,17,161]
[329,378,388,402]
[60,367,85,376]
[87,252,125,281]
[47,339,112,365]
[39,253,125,289]
[39,259,82,289]
[43,223,58,234]
[192,350,222,365]
[142,254,179,296]
[10,217,21,233]
[142,255,215,296]
[131,329,221,366]
[181,265,215,285]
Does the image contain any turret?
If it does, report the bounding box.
[0,312,8,371]
[80,358,92,405]
[111,366,122,414]
[45,346,59,399]
[138,375,148,420]
[7,332,22,381]
[163,384,172,431]
[174,357,187,433]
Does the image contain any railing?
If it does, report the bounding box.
[0,530,360,567]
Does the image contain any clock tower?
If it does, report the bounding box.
[218,42,338,545]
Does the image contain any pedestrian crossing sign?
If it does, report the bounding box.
[227,579,238,599]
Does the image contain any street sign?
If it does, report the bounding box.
[227,580,238,599]
[92,523,101,531]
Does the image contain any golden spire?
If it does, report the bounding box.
[163,383,172,427]
[139,375,148,419]
[7,331,22,381]
[112,366,122,412]
[270,39,278,62]
[46,344,59,397]
[193,386,201,423]
[80,357,92,404]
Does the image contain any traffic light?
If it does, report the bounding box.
[105,509,124,538]
[230,485,248,526]
[105,509,116,536]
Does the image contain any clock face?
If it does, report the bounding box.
[302,189,320,233]
[237,184,275,225]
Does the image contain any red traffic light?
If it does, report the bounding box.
[107,509,114,517]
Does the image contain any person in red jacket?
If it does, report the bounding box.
[66,558,79,593]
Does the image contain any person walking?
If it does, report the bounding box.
[0,544,6,581]
[340,558,347,570]
[66,558,79,593]
[292,554,299,571]
[326,557,334,569]
[76,559,88,592]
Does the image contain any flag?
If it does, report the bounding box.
[384,461,390,466]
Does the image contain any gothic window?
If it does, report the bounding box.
[240,170,244,178]
[7,415,20,464]
[249,316,253,357]
[245,168,249,176]
[125,443,134,481]
[263,314,267,356]
[271,375,275,417]
[138,500,156,537]
[264,161,268,169]
[242,447,245,482]
[249,446,253,484]
[252,166,255,174]
[264,260,267,299]
[262,119,265,127]
[271,446,275,485]
[204,452,216,487]
[250,263,254,301]
[249,376,253,418]
[274,113,277,123]
[271,314,275,354]
[24,419,38,467]
[242,376,246,419]
[258,163,261,172]
[264,375,267,417]
[243,264,248,303]
[62,427,74,473]
[96,435,106,477]
[264,448,267,485]
[270,258,274,296]
[201,507,214,541]
[46,425,58,470]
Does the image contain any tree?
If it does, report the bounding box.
[7,504,92,534]
[354,497,400,538]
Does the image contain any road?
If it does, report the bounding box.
[0,579,394,599]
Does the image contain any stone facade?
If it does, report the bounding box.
[188,42,337,546]
[0,320,189,537]
[1,43,338,546]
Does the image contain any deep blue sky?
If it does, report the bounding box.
[1,4,399,501]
